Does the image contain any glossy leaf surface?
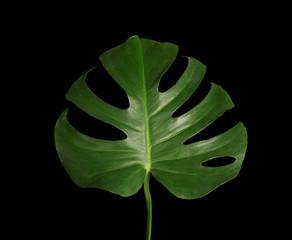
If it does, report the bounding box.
[55,36,247,199]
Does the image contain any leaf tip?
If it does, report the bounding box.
[64,108,69,117]
[238,121,248,137]
[130,34,139,39]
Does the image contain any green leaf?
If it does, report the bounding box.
[55,35,247,199]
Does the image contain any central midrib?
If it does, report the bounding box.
[138,41,151,172]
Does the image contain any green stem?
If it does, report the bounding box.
[144,171,152,240]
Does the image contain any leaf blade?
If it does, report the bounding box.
[55,110,146,196]
[55,36,248,200]
[151,123,247,199]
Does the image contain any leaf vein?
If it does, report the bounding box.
[151,168,198,176]
[92,162,144,176]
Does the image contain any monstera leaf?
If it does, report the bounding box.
[55,36,247,239]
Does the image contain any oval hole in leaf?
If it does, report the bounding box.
[86,64,129,109]
[183,110,239,145]
[66,103,127,140]
[158,56,187,93]
[202,156,235,167]
[172,79,211,118]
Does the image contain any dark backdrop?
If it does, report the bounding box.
[11,4,286,239]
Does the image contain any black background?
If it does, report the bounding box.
[9,3,288,239]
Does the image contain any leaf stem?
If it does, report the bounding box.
[144,171,152,240]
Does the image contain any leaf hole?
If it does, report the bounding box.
[158,56,188,93]
[172,78,211,118]
[86,64,129,109]
[202,156,235,167]
[66,103,127,140]
[183,110,239,145]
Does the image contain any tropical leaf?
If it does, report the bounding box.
[54,35,247,239]
[55,35,247,198]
